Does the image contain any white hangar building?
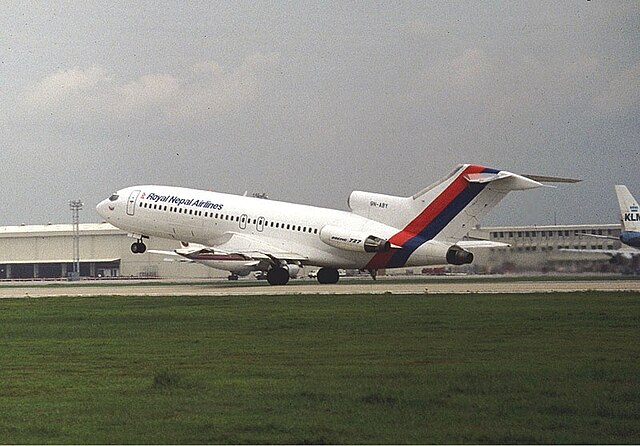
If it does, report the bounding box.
[0,223,223,280]
[0,222,627,280]
[467,223,625,274]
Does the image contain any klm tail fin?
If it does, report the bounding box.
[615,185,640,232]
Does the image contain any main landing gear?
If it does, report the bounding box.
[316,267,339,284]
[266,267,289,286]
[266,266,340,285]
[130,239,147,254]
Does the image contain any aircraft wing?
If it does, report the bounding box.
[456,240,511,249]
[148,235,307,275]
[203,232,308,264]
[147,249,197,263]
[559,248,639,259]
[576,233,619,241]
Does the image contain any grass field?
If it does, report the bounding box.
[0,292,638,444]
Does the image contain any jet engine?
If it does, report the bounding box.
[445,245,474,265]
[319,225,392,253]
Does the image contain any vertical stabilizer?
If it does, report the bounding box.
[615,185,640,232]
[364,164,546,269]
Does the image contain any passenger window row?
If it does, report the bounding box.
[139,201,319,234]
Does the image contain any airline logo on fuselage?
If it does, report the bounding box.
[624,212,640,222]
[142,192,224,211]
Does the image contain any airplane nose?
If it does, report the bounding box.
[96,198,113,220]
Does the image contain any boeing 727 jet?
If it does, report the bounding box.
[96,164,576,284]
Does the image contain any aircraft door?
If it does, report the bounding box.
[240,214,248,230]
[257,216,265,232]
[126,190,141,216]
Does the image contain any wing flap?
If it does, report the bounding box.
[204,232,308,263]
[148,234,307,266]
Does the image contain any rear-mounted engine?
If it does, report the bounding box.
[320,225,391,253]
[446,246,474,265]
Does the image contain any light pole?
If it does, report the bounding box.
[69,200,83,280]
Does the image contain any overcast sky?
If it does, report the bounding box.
[1,1,638,227]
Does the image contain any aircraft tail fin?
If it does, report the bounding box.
[615,185,640,232]
[358,164,580,269]
[350,164,574,243]
[411,165,546,245]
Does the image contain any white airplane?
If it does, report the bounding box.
[96,164,576,285]
[563,185,640,263]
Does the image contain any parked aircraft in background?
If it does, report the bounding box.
[96,164,577,285]
[563,185,640,263]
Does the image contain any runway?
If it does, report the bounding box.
[1,277,639,298]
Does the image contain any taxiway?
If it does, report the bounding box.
[0,278,639,298]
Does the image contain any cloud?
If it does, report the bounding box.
[24,66,113,124]
[116,74,181,115]
[26,65,111,107]
[19,53,281,129]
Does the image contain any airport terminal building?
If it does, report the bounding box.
[0,222,629,280]
[466,224,626,274]
[0,223,220,280]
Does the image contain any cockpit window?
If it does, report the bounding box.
[109,193,119,202]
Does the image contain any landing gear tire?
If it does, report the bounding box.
[131,241,147,254]
[267,267,289,285]
[317,267,339,284]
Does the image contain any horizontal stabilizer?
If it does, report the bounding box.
[464,171,543,190]
[456,240,511,249]
[523,174,581,183]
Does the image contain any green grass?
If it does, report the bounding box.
[0,292,639,443]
